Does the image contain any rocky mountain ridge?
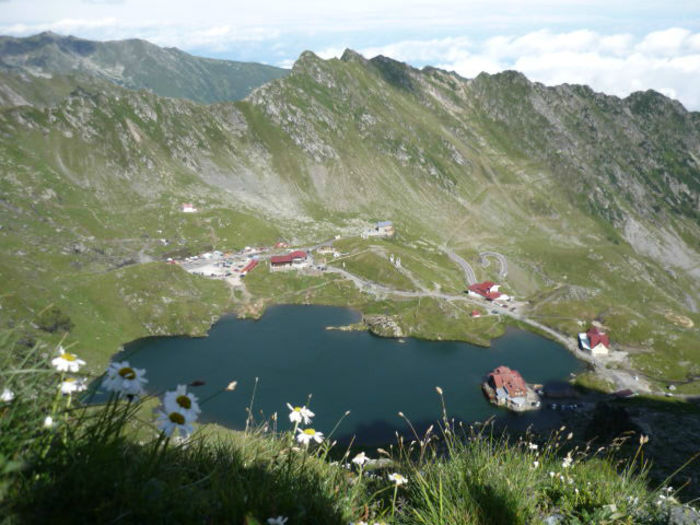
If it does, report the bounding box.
[0,32,289,103]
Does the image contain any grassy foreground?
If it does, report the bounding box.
[2,329,697,524]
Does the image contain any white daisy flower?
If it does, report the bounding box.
[287,402,314,424]
[156,410,194,438]
[60,377,87,395]
[562,455,573,469]
[103,361,148,397]
[296,427,323,445]
[388,472,408,486]
[527,442,538,450]
[266,517,288,525]
[352,452,369,466]
[1,388,14,403]
[51,349,86,373]
[163,385,201,421]
[43,416,54,428]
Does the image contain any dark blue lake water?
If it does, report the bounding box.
[115,305,583,444]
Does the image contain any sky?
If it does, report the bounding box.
[2,0,700,109]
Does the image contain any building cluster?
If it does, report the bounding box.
[578,326,610,356]
[177,249,260,284]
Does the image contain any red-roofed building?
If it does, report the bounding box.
[470,310,482,318]
[240,259,258,275]
[270,250,309,271]
[587,327,609,349]
[578,326,610,355]
[468,281,503,301]
[488,366,527,399]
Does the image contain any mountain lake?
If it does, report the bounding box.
[109,304,584,444]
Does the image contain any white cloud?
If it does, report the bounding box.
[323,28,700,110]
[635,27,692,56]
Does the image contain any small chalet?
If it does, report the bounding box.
[181,203,197,213]
[269,250,308,271]
[482,365,540,411]
[468,281,510,302]
[470,310,482,318]
[488,365,527,401]
[578,326,610,356]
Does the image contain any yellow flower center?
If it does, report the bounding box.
[65,378,76,383]
[176,395,191,409]
[61,353,77,361]
[118,367,136,380]
[169,412,185,425]
[293,406,302,412]
[303,428,316,435]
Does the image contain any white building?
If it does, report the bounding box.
[578,326,610,356]
[362,221,395,239]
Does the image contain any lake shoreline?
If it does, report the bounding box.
[116,304,584,445]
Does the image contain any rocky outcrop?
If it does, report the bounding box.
[363,315,405,338]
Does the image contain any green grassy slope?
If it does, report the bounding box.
[0,48,697,391]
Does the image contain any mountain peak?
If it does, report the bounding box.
[291,50,323,71]
[36,31,61,39]
[340,49,367,64]
[368,55,418,92]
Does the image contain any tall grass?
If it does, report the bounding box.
[0,329,694,524]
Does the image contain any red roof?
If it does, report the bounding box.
[488,366,527,397]
[241,260,258,273]
[471,310,481,317]
[469,281,501,300]
[270,250,307,265]
[586,327,610,348]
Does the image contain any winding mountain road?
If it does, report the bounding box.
[479,251,508,279]
[440,246,477,285]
